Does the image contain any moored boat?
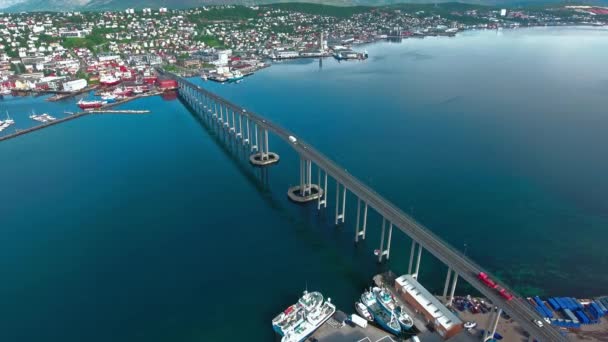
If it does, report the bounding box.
[78,99,106,109]
[272,290,336,342]
[227,70,244,82]
[374,286,396,314]
[395,306,414,330]
[361,289,401,335]
[113,87,133,97]
[355,301,373,321]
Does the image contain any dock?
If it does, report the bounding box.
[88,109,150,114]
[46,85,99,102]
[310,318,398,342]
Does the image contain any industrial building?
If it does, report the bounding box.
[394,275,463,340]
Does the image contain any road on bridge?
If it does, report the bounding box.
[173,75,569,342]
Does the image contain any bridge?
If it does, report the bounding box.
[169,72,569,342]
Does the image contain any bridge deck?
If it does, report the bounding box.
[173,75,569,342]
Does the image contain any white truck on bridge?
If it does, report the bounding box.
[289,136,297,144]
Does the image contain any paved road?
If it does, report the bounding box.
[175,76,569,342]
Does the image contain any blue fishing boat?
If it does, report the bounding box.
[361,289,401,335]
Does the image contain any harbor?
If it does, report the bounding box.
[0,90,159,143]
[272,271,608,342]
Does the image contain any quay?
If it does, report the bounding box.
[47,85,99,102]
[310,317,399,342]
[87,109,150,114]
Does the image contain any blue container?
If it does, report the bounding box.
[593,301,606,315]
[575,310,589,324]
[548,298,560,310]
[563,309,579,324]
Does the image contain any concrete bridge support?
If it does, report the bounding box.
[442,268,459,306]
[317,168,328,210]
[354,199,368,242]
[377,218,393,262]
[483,307,503,342]
[230,109,236,133]
[408,241,423,279]
[244,114,251,145]
[334,182,346,225]
[288,158,324,203]
[249,126,279,166]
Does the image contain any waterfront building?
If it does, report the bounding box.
[394,275,463,339]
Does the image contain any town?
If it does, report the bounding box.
[0,3,606,94]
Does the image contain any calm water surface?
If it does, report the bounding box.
[0,27,607,341]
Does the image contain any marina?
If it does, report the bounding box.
[0,91,159,143]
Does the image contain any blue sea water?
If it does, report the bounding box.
[0,27,607,341]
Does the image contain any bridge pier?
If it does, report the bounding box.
[317,168,328,210]
[224,105,231,129]
[237,112,243,139]
[354,199,367,242]
[442,268,459,306]
[442,268,452,301]
[249,127,279,166]
[244,114,251,145]
[410,242,422,279]
[448,271,458,306]
[408,240,416,274]
[288,158,324,203]
[483,307,503,342]
[377,218,393,262]
[334,182,346,225]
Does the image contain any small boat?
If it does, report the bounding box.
[100,93,117,103]
[201,74,208,81]
[395,306,414,330]
[4,111,14,125]
[464,321,477,329]
[355,301,374,321]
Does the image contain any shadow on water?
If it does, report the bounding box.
[179,96,377,290]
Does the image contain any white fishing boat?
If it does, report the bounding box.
[355,301,374,321]
[272,290,336,342]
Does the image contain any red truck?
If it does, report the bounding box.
[478,272,498,289]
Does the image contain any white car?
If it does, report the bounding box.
[533,319,544,328]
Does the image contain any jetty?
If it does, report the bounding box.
[0,90,161,143]
[0,111,92,142]
[90,109,150,114]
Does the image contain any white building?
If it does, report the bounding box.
[62,78,87,92]
[500,9,507,17]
